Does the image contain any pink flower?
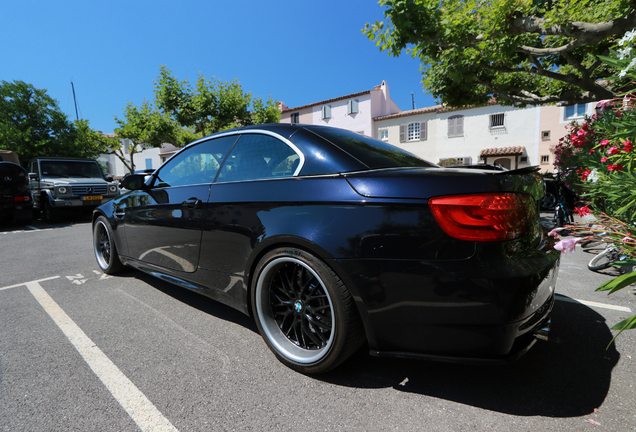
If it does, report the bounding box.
[599,140,610,147]
[601,157,608,162]
[575,205,591,216]
[554,237,581,254]
[577,129,586,138]
[608,147,620,155]
[596,100,612,110]
[616,111,624,118]
[548,228,565,239]
[589,148,595,154]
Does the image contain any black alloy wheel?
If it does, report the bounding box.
[93,216,124,274]
[252,248,364,374]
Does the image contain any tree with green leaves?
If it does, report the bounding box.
[364,0,636,107]
[112,66,281,174]
[0,80,78,164]
[112,100,179,173]
[154,65,280,138]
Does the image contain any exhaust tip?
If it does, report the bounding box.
[534,317,551,341]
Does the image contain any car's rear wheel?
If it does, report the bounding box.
[93,216,124,274]
[252,248,364,374]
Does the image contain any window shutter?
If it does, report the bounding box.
[420,121,427,141]
[456,116,464,136]
[325,105,331,118]
[399,124,406,142]
[352,99,358,114]
[448,118,455,137]
[347,100,352,114]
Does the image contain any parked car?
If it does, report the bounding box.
[92,124,560,374]
[28,157,120,221]
[0,150,33,225]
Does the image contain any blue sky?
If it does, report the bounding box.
[2,1,436,134]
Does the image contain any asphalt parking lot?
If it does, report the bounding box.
[1,214,634,431]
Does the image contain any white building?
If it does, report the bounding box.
[374,102,596,171]
[280,83,596,173]
[279,81,401,136]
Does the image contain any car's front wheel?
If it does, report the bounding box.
[43,199,57,222]
[252,248,364,374]
[93,216,124,274]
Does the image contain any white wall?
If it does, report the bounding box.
[376,104,542,167]
[312,94,373,135]
[97,141,163,179]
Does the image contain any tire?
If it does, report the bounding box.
[555,207,566,228]
[93,216,124,274]
[580,239,605,250]
[588,247,620,271]
[540,193,556,210]
[252,248,365,374]
[43,199,57,222]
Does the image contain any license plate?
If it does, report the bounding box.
[82,195,103,201]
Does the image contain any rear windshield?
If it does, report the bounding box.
[307,127,436,169]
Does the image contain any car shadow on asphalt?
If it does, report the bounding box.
[319,299,619,418]
[111,268,618,418]
[118,269,258,334]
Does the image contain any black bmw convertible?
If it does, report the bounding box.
[93,123,559,373]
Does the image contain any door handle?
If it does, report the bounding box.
[182,198,202,209]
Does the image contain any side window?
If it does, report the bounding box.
[154,135,237,188]
[216,134,299,183]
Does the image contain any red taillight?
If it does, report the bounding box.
[429,193,533,242]
[14,195,30,202]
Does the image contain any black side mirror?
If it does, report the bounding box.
[29,173,39,181]
[105,176,114,182]
[120,174,147,191]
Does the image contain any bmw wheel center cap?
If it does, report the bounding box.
[294,300,303,313]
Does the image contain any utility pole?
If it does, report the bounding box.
[71,81,79,121]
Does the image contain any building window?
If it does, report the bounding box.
[145,158,153,170]
[290,113,299,123]
[565,104,586,119]
[489,113,505,129]
[541,155,550,164]
[379,129,389,141]
[520,156,528,163]
[408,122,420,141]
[542,130,551,140]
[347,99,359,114]
[321,105,331,119]
[448,115,464,137]
[399,121,427,142]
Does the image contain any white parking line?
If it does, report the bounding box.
[0,276,60,291]
[556,294,632,312]
[24,279,179,432]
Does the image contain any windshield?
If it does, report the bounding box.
[40,161,104,178]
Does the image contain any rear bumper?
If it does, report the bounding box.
[332,241,560,360]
